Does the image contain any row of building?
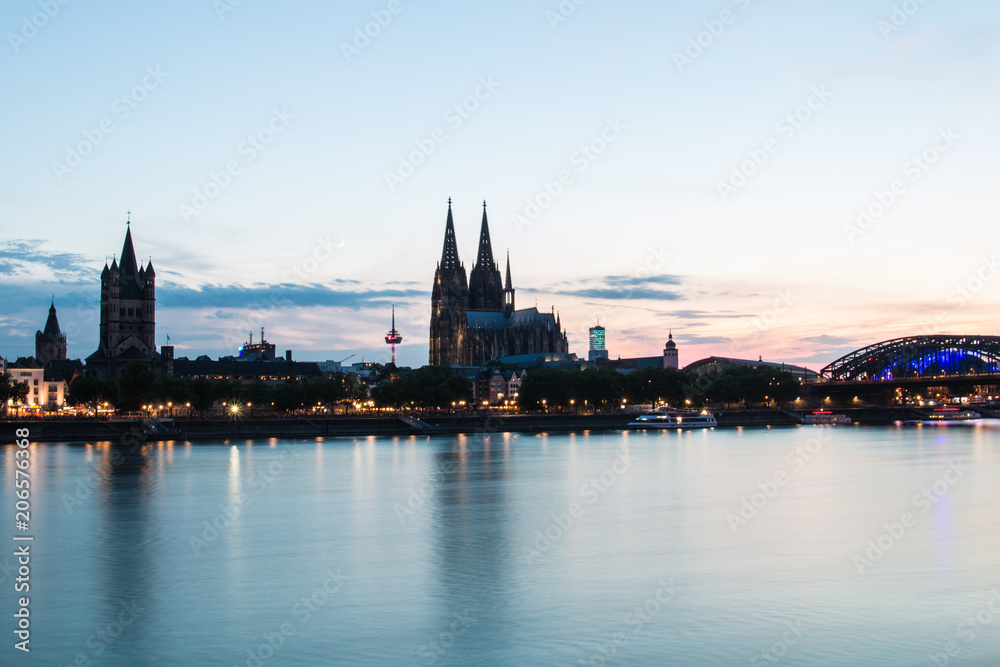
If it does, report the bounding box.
[4,210,819,412]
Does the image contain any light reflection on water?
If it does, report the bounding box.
[2,422,1000,665]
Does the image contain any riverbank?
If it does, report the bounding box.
[0,406,965,443]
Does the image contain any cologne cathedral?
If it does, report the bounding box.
[430,199,569,366]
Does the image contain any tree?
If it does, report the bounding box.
[67,374,114,412]
[576,367,624,407]
[623,366,690,406]
[244,380,271,416]
[705,371,744,406]
[370,377,407,408]
[761,369,801,406]
[334,372,366,402]
[213,379,245,413]
[273,380,307,414]
[517,368,573,410]
[408,365,472,408]
[117,362,154,412]
[702,365,801,407]
[0,372,30,414]
[149,374,194,407]
[370,366,472,408]
[190,378,215,414]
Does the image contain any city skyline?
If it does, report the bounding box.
[3,0,999,368]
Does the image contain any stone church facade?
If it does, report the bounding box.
[430,200,568,366]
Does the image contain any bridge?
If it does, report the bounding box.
[821,335,1000,381]
[812,335,1000,402]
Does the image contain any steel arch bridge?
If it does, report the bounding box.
[821,335,1000,382]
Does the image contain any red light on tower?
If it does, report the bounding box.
[385,303,403,365]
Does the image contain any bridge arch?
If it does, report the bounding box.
[821,335,1000,382]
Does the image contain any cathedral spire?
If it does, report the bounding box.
[439,198,461,271]
[502,249,515,316]
[469,200,504,311]
[120,222,139,283]
[475,200,496,271]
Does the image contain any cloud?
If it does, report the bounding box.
[604,274,682,287]
[159,282,429,310]
[800,334,857,346]
[556,287,683,301]
[677,334,732,345]
[657,309,744,320]
[525,273,686,302]
[0,240,95,278]
[791,352,842,367]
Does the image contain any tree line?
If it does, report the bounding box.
[516,365,801,410]
[48,361,800,415]
[370,365,473,408]
[66,362,366,415]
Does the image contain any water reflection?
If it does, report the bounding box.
[94,437,155,659]
[431,432,514,659]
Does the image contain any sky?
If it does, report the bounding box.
[2,0,998,370]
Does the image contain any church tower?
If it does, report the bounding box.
[87,219,159,379]
[35,300,67,366]
[468,201,504,311]
[663,331,679,369]
[503,251,515,317]
[429,199,470,366]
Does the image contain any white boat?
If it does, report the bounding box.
[923,407,981,422]
[627,408,717,429]
[803,411,852,425]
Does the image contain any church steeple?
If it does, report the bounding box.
[36,299,67,366]
[43,300,62,338]
[439,198,461,271]
[475,200,497,271]
[503,250,515,316]
[430,198,470,366]
[119,223,139,283]
[469,200,504,311]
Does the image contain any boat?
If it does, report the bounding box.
[803,410,852,425]
[922,407,981,422]
[627,407,717,430]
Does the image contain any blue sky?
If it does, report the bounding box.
[2,0,998,369]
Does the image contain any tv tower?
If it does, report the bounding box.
[385,303,403,365]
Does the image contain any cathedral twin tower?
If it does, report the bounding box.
[430,200,568,366]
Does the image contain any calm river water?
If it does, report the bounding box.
[3,423,1000,666]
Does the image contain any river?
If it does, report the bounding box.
[3,422,1000,665]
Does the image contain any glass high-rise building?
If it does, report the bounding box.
[589,325,608,361]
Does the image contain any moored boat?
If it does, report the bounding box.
[803,410,852,425]
[627,407,717,430]
[922,407,981,422]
